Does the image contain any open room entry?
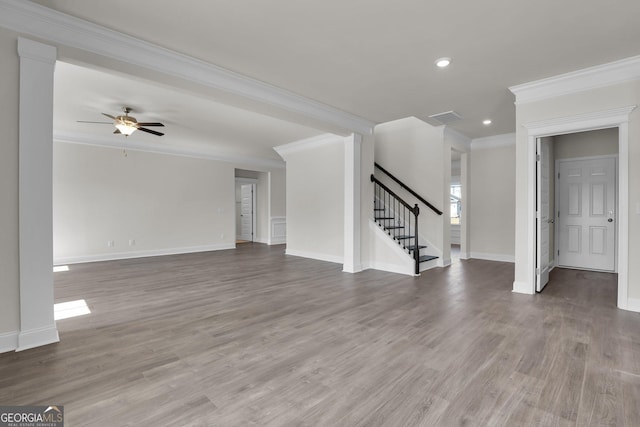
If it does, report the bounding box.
[534,128,619,293]
[450,149,464,260]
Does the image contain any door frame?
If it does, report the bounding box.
[235,178,257,243]
[522,105,634,310]
[555,154,618,273]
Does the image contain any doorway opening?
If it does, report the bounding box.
[535,128,619,293]
[450,149,463,261]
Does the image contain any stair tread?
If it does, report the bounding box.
[419,255,438,263]
[395,235,415,240]
[407,245,427,251]
[375,217,394,220]
[374,208,385,211]
[384,226,405,229]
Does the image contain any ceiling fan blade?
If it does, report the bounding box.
[113,129,121,134]
[102,113,117,120]
[138,127,164,136]
[137,122,164,127]
[77,121,112,124]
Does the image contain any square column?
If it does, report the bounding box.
[17,38,59,351]
[343,134,362,273]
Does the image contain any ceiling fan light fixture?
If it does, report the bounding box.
[115,122,137,135]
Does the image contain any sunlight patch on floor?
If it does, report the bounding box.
[54,299,90,320]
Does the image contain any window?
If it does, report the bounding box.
[451,185,461,224]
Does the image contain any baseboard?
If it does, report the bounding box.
[624,297,640,313]
[16,324,59,352]
[268,237,286,245]
[471,252,515,263]
[285,249,343,265]
[54,243,235,265]
[0,331,18,353]
[512,280,534,295]
[459,252,470,260]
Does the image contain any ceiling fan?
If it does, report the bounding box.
[78,107,165,136]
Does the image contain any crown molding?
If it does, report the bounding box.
[471,133,516,150]
[54,131,286,169]
[510,55,640,105]
[0,0,375,135]
[274,133,346,159]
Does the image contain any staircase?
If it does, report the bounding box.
[371,174,439,275]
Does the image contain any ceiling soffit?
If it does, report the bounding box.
[0,0,375,136]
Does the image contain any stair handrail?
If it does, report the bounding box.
[374,162,443,216]
[370,175,419,215]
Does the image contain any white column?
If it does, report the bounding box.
[343,134,362,273]
[17,38,59,351]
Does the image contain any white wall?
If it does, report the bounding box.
[281,137,345,263]
[469,135,516,262]
[514,80,640,305]
[53,142,236,263]
[374,117,446,258]
[0,27,20,339]
[270,168,286,218]
[554,127,618,159]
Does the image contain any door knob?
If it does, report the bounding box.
[608,218,613,222]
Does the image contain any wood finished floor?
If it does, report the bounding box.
[1,244,639,426]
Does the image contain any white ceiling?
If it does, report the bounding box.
[54,62,322,161]
[35,0,640,153]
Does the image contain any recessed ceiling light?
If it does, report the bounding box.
[483,119,492,125]
[435,57,451,68]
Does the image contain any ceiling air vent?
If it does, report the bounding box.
[428,110,462,125]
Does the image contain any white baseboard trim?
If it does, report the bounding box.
[459,252,470,260]
[512,281,534,295]
[439,257,452,267]
[0,330,18,353]
[623,297,640,313]
[268,237,286,245]
[471,252,515,263]
[54,243,235,265]
[17,324,59,352]
[285,249,343,265]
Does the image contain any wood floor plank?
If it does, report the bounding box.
[1,245,639,426]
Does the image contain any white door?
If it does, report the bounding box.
[557,157,616,271]
[239,184,254,241]
[536,139,552,292]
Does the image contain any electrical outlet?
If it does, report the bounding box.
[128,239,135,246]
[107,240,115,248]
[220,233,225,239]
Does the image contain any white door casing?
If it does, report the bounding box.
[557,157,616,271]
[536,138,552,292]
